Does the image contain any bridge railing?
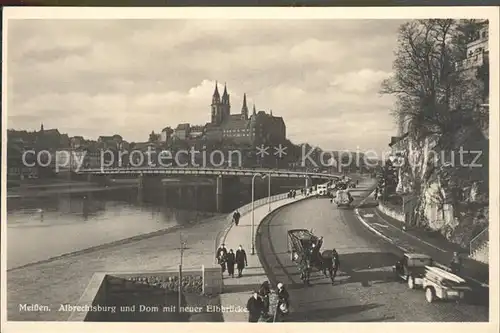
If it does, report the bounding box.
[470,227,489,256]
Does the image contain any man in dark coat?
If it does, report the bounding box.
[246,291,264,322]
[226,249,236,277]
[450,252,462,274]
[235,245,248,277]
[233,211,241,226]
[258,281,271,318]
[216,244,228,272]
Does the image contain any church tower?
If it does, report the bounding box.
[241,93,249,120]
[211,82,222,124]
[221,83,230,120]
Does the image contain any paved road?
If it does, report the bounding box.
[256,183,489,322]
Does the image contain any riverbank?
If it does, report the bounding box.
[6,180,139,198]
[7,212,221,272]
[7,212,228,321]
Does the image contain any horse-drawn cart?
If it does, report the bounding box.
[287,229,335,285]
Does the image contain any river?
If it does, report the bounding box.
[6,186,216,270]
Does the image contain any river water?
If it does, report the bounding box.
[6,187,215,270]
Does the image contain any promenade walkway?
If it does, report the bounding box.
[219,191,314,322]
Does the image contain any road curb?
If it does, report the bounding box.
[219,192,316,251]
[354,189,399,246]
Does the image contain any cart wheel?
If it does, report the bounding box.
[407,276,415,289]
[425,287,436,303]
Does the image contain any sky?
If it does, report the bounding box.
[6,19,405,154]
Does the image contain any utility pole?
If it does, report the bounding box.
[178,233,187,312]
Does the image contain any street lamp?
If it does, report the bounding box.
[304,175,312,193]
[178,233,187,312]
[251,172,266,255]
[267,172,271,212]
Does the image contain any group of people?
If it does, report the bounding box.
[287,190,297,199]
[246,281,290,323]
[216,243,248,278]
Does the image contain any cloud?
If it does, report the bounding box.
[6,18,405,152]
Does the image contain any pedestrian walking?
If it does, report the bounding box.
[233,210,241,226]
[292,190,296,199]
[246,290,265,323]
[235,245,248,277]
[216,244,228,272]
[332,248,340,283]
[226,249,236,278]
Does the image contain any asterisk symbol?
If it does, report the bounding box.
[274,144,287,158]
[256,145,270,158]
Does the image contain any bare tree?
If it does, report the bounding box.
[380,19,488,226]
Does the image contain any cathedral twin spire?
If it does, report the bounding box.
[212,81,250,120]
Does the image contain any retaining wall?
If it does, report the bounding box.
[377,201,405,223]
[68,265,221,321]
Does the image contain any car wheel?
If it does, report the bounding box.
[425,287,436,303]
[408,276,415,289]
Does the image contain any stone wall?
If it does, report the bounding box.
[69,266,223,321]
[106,270,203,294]
[203,266,223,296]
[377,202,405,223]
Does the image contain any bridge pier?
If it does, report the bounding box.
[216,176,223,213]
[177,186,184,208]
[137,173,144,203]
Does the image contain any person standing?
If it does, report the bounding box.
[258,281,271,318]
[235,245,248,277]
[216,244,228,272]
[233,210,241,226]
[275,282,290,322]
[246,291,264,323]
[450,252,462,274]
[226,249,236,278]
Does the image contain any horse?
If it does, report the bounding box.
[297,252,312,286]
[302,249,337,285]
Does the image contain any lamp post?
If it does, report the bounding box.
[304,175,312,194]
[251,172,265,255]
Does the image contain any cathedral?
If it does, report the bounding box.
[203,82,286,146]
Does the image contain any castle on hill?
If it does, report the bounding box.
[162,82,286,146]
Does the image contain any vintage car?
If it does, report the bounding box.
[393,253,433,289]
[334,190,354,207]
[422,266,471,303]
